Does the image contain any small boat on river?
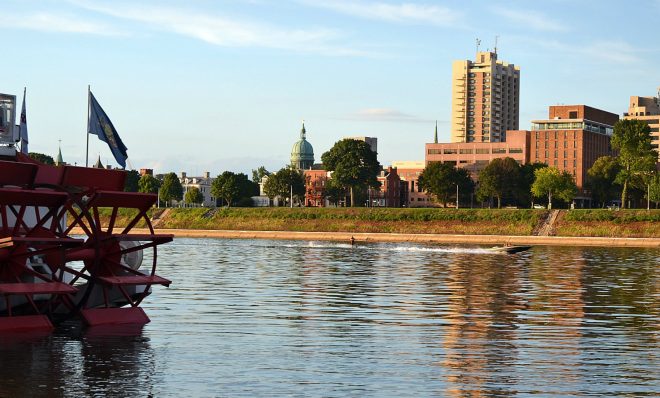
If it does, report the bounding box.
[489,245,532,254]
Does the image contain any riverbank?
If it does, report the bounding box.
[91,208,660,247]
[112,228,660,248]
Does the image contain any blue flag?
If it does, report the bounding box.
[88,92,128,168]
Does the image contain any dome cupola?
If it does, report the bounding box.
[290,122,314,170]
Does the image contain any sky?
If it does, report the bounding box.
[1,0,659,176]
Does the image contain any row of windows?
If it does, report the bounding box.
[535,150,578,159]
[428,147,523,155]
[536,140,579,149]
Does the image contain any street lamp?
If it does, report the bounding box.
[456,183,459,209]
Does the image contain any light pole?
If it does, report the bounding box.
[290,184,293,208]
[456,183,459,209]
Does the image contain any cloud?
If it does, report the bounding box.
[300,0,462,26]
[0,12,124,36]
[69,0,373,56]
[348,108,432,123]
[508,36,645,65]
[491,7,568,32]
[581,40,643,64]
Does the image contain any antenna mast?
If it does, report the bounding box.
[476,38,481,54]
[494,35,499,55]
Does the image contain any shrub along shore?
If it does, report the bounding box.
[98,208,660,240]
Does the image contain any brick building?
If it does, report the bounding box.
[425,130,530,182]
[391,161,432,207]
[304,168,329,207]
[367,167,401,207]
[530,105,618,199]
[451,51,520,143]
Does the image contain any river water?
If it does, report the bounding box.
[1,238,658,397]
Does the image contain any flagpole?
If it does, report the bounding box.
[86,85,90,167]
[21,87,26,153]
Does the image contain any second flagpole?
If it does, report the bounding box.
[86,85,90,167]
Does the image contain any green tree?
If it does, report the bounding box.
[262,167,305,206]
[649,174,660,208]
[418,162,473,207]
[159,172,184,206]
[184,186,204,205]
[518,162,546,207]
[586,156,621,208]
[611,119,658,208]
[531,167,577,209]
[28,152,54,165]
[323,178,345,207]
[123,169,140,192]
[138,174,161,194]
[211,171,241,207]
[252,166,271,183]
[321,139,381,207]
[454,167,475,207]
[476,157,521,208]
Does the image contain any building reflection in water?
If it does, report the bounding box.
[440,251,525,397]
[0,323,155,397]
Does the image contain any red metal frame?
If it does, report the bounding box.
[0,157,173,331]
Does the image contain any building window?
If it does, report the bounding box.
[554,151,558,158]
[492,148,507,154]
[554,160,558,166]
[573,160,577,167]
[443,148,458,154]
[554,141,558,149]
[476,148,489,154]
[459,148,473,154]
[508,148,523,153]
[564,141,568,148]
[564,160,568,168]
[569,111,578,119]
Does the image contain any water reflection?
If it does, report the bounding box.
[0,323,154,398]
[1,239,658,397]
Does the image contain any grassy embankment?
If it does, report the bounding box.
[94,207,660,238]
[555,209,660,238]
[151,207,542,235]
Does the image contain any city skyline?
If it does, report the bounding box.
[1,0,659,175]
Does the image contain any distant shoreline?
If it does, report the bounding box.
[105,228,660,248]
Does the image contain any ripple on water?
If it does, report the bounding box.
[0,239,658,397]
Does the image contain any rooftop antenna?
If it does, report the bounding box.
[494,35,499,55]
[475,38,481,54]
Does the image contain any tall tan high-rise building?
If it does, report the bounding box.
[451,51,520,143]
[623,88,660,162]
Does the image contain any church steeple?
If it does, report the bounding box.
[300,121,306,140]
[55,140,64,166]
[434,121,438,144]
[93,155,104,169]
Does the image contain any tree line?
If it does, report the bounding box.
[419,119,659,209]
[25,119,659,209]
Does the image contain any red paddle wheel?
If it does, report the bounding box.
[0,156,173,331]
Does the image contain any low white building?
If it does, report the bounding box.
[179,171,215,207]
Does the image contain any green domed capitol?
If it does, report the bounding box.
[290,122,314,170]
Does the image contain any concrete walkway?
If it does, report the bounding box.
[101,228,660,248]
